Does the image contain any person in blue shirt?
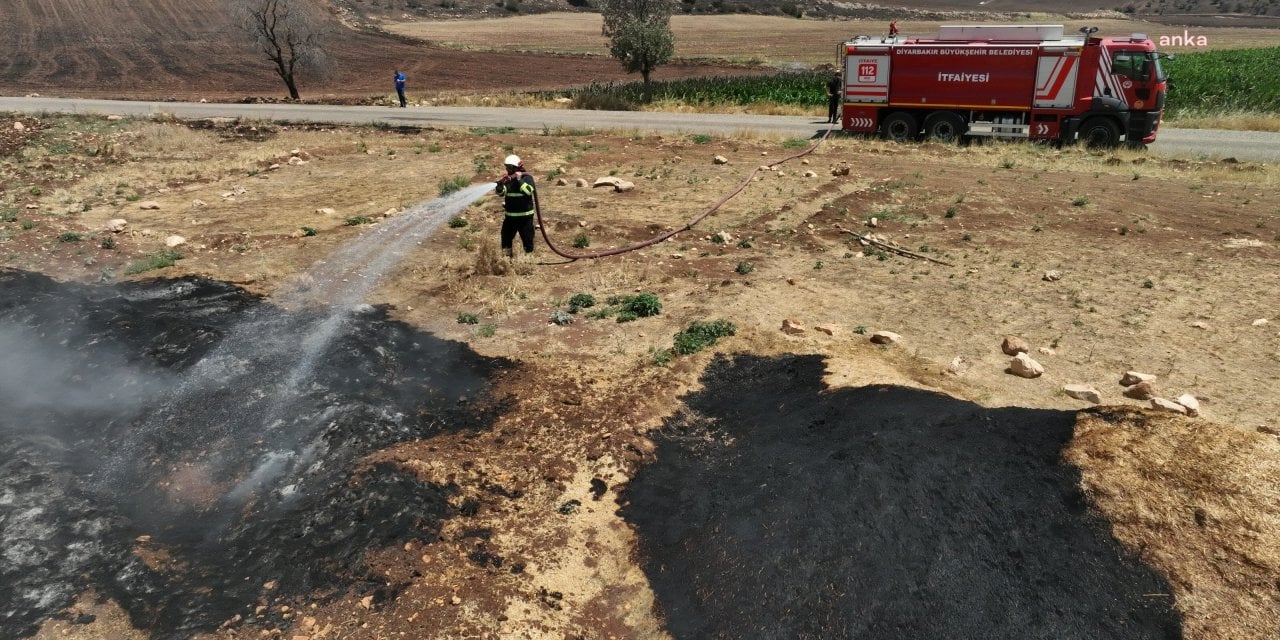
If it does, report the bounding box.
[394,70,407,108]
[495,155,537,258]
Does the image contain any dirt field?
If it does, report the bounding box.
[390,13,1280,65]
[3,112,1279,639]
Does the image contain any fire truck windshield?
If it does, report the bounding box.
[1148,52,1167,82]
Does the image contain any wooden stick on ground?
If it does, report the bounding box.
[836,226,955,267]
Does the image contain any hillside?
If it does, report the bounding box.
[0,0,747,101]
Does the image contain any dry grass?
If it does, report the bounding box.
[388,13,1280,67]
[1065,407,1280,640]
[1166,111,1280,133]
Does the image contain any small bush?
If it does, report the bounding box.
[573,233,590,248]
[945,206,957,218]
[476,323,497,337]
[457,312,480,325]
[100,237,116,250]
[125,249,182,274]
[301,226,317,237]
[0,209,17,223]
[448,216,468,229]
[1142,279,1154,289]
[735,262,754,274]
[20,220,36,230]
[781,138,809,149]
[439,176,471,196]
[651,348,673,366]
[567,293,595,313]
[550,310,574,325]
[737,238,752,249]
[672,320,737,355]
[58,232,83,243]
[1072,196,1090,207]
[345,216,374,226]
[690,134,713,144]
[610,292,661,318]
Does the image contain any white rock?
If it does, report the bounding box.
[803,170,818,178]
[384,207,399,216]
[287,156,305,165]
[713,155,729,165]
[12,122,24,131]
[199,98,208,103]
[1119,371,1156,386]
[138,201,161,210]
[574,178,589,188]
[555,97,572,103]
[1008,353,1044,378]
[106,114,122,121]
[1042,270,1062,282]
[106,219,128,233]
[1190,321,1209,329]
[713,231,732,244]
[164,235,186,248]
[781,319,806,335]
[946,356,970,375]
[1063,384,1102,404]
[867,217,879,228]
[1037,347,1056,356]
[1173,393,1201,417]
[870,330,901,345]
[191,199,207,209]
[316,207,336,215]
[1253,318,1270,327]
[592,177,635,192]
[1150,397,1189,415]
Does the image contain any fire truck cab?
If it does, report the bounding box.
[839,24,1168,147]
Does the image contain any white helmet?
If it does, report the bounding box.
[504,154,522,167]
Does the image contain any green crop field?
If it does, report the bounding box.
[535,71,829,110]
[1162,46,1280,117]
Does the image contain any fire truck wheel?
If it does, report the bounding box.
[923,112,967,144]
[880,112,919,143]
[1078,117,1121,149]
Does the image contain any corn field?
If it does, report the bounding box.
[533,71,829,109]
[1162,47,1280,117]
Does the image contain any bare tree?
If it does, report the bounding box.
[600,0,676,101]
[234,0,333,100]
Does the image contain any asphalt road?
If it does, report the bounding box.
[2,96,1276,163]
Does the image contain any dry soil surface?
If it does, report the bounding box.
[4,115,1279,639]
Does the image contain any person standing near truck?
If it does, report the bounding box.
[394,70,407,108]
[825,73,841,124]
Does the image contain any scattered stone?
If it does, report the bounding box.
[1122,381,1157,400]
[831,164,851,176]
[383,207,399,217]
[781,319,806,335]
[359,595,373,609]
[713,230,732,244]
[786,277,796,285]
[255,605,268,615]
[1042,270,1062,282]
[136,535,152,543]
[870,330,901,345]
[814,324,837,336]
[592,176,635,192]
[1253,318,1270,327]
[301,616,317,629]
[12,122,24,131]
[1037,347,1056,356]
[801,159,810,165]
[574,178,589,187]
[191,199,207,209]
[758,165,773,171]
[1001,336,1030,356]
[450,596,462,606]
[316,207,335,215]
[1008,352,1044,378]
[138,201,161,210]
[106,114,122,121]
[1063,384,1102,404]
[1174,393,1201,417]
[287,156,305,166]
[555,177,568,186]
[1150,397,1189,415]
[164,235,187,248]
[289,230,306,238]
[1119,371,1156,386]
[713,155,729,165]
[946,356,970,375]
[803,170,818,178]
[263,580,278,591]
[268,163,281,170]
[1190,321,1209,329]
[867,217,879,228]
[106,219,128,233]
[24,204,38,210]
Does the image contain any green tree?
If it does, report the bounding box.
[234,0,333,100]
[601,0,676,101]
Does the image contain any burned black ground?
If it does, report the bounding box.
[622,353,1183,640]
[0,269,508,639]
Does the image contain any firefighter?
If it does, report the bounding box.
[825,73,841,124]
[495,154,537,258]
[394,70,407,108]
[888,21,899,38]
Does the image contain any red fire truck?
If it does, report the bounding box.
[839,24,1168,147]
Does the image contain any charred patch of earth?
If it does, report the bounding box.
[0,269,509,639]
[621,353,1183,639]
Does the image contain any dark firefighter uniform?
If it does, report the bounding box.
[496,154,536,256]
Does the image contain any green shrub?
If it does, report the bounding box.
[439,176,470,196]
[567,293,595,313]
[58,232,83,242]
[672,320,736,355]
[735,262,754,274]
[301,226,317,236]
[457,312,479,325]
[125,249,182,274]
[476,323,497,337]
[550,310,574,325]
[448,216,468,228]
[610,292,661,318]
[345,216,374,225]
[573,233,590,248]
